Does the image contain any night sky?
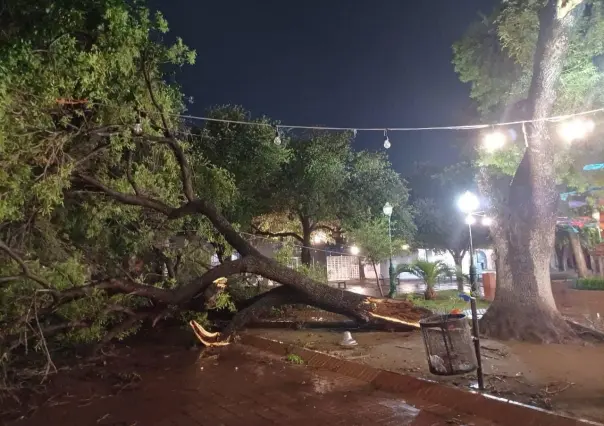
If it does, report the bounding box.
[152,0,498,173]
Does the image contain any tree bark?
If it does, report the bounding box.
[479,0,583,342]
[451,250,465,292]
[372,262,384,297]
[568,231,588,278]
[300,215,313,266]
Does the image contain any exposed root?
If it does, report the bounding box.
[189,321,230,347]
[565,319,604,342]
[479,302,576,343]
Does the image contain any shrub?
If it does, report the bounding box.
[575,277,604,291]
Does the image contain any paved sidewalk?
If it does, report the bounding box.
[12,345,493,426]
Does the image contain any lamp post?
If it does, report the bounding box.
[457,191,485,391]
[383,202,396,298]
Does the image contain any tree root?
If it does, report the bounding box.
[479,302,577,343]
[565,319,604,342]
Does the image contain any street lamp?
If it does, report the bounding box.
[456,191,487,391]
[383,202,396,298]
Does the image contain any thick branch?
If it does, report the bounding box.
[125,150,141,196]
[142,60,195,201]
[75,173,172,215]
[251,226,304,243]
[0,239,53,290]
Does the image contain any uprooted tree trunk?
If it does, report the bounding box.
[480,0,585,342]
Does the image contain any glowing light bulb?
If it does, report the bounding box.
[458,191,479,214]
[483,131,506,152]
[465,215,476,225]
[401,244,410,250]
[313,231,326,244]
[350,245,360,255]
[481,216,492,226]
[558,118,595,143]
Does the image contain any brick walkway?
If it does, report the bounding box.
[11,345,494,426]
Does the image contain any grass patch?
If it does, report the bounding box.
[285,354,304,365]
[574,277,604,291]
[398,290,490,313]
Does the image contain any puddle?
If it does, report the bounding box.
[378,399,421,424]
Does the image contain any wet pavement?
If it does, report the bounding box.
[10,345,495,426]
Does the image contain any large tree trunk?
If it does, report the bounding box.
[480,0,583,342]
[451,250,465,292]
[300,215,312,266]
[568,231,588,278]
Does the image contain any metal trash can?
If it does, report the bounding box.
[419,314,477,376]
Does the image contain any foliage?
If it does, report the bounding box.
[348,218,407,266]
[399,290,490,313]
[396,260,452,299]
[285,354,304,365]
[273,242,327,283]
[453,0,604,190]
[251,131,414,264]
[574,276,604,290]
[395,260,453,287]
[0,0,215,369]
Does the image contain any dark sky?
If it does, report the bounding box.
[153,0,498,173]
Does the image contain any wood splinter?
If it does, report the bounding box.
[189,320,230,347]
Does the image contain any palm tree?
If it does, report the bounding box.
[395,260,452,300]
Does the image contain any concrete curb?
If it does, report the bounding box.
[241,334,598,426]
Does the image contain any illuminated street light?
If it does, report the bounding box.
[558,118,595,143]
[457,191,485,391]
[481,216,493,227]
[350,245,360,255]
[401,244,410,250]
[383,202,395,298]
[483,130,506,152]
[458,191,479,214]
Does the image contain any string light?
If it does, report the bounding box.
[557,117,595,143]
[482,130,506,152]
[133,119,143,136]
[273,126,281,145]
[383,130,391,149]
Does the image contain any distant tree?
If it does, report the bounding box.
[410,163,490,291]
[348,218,409,297]
[395,260,452,300]
[253,131,413,266]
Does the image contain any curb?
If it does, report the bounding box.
[241,334,597,426]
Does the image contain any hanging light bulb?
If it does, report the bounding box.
[483,130,506,152]
[273,126,281,145]
[383,129,391,149]
[558,117,595,143]
[133,116,143,136]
